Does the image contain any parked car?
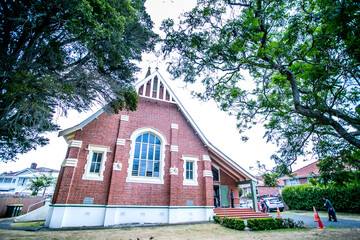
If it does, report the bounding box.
[240,200,253,208]
[263,198,284,212]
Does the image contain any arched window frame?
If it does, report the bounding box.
[126,127,167,184]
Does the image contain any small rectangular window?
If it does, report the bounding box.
[17,178,27,186]
[0,178,3,183]
[82,145,109,181]
[182,156,198,186]
[4,178,12,183]
[186,161,194,180]
[90,152,103,174]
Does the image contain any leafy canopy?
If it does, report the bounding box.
[0,0,157,161]
[162,0,360,178]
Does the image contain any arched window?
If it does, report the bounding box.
[131,133,161,177]
[127,128,166,184]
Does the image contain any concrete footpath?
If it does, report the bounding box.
[0,214,359,231]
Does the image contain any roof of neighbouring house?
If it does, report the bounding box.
[1,167,59,177]
[58,68,257,183]
[279,161,319,180]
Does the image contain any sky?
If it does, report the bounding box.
[0,0,315,174]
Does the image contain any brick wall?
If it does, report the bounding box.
[54,97,216,207]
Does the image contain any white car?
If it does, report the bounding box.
[263,198,284,212]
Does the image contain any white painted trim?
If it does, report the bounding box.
[45,205,214,228]
[62,158,78,167]
[120,115,129,121]
[126,127,167,184]
[69,140,82,148]
[171,123,178,129]
[113,162,122,171]
[203,170,213,177]
[82,145,110,181]
[116,138,126,146]
[182,155,199,186]
[202,155,211,161]
[170,145,178,152]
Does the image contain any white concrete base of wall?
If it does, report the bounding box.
[45,204,214,228]
[15,201,50,223]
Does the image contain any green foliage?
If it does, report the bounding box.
[281,184,360,213]
[245,192,252,198]
[213,216,246,231]
[220,217,246,230]
[162,0,360,177]
[247,217,304,231]
[238,186,243,196]
[28,174,54,196]
[0,0,157,161]
[213,215,221,224]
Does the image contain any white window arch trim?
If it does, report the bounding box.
[182,155,199,186]
[126,127,167,184]
[82,145,110,181]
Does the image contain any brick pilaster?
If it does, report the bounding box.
[169,123,179,206]
[107,115,129,205]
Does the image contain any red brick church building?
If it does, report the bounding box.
[45,69,258,228]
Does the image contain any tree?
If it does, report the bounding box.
[238,186,243,196]
[0,0,157,161]
[162,0,360,177]
[28,173,54,196]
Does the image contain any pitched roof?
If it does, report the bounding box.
[59,68,256,182]
[1,167,59,177]
[292,161,319,176]
[279,161,319,180]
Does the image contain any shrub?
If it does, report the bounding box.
[222,217,246,230]
[213,215,221,224]
[247,218,304,231]
[282,183,360,213]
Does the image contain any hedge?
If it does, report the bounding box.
[213,216,304,231]
[222,217,246,230]
[281,183,360,213]
[247,218,304,231]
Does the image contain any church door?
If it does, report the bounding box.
[220,185,230,207]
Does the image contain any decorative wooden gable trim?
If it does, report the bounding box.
[134,69,176,103]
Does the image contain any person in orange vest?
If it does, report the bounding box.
[324,196,337,222]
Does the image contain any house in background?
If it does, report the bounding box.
[0,163,59,196]
[279,161,319,186]
[45,68,259,228]
[241,161,319,201]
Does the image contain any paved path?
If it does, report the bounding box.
[269,213,360,228]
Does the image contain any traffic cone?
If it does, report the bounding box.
[313,206,319,222]
[317,213,326,229]
[276,206,282,217]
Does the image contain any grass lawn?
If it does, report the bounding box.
[282,210,360,221]
[10,221,45,227]
[0,223,360,240]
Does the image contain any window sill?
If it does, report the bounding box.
[82,174,104,181]
[183,180,198,186]
[126,176,164,184]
